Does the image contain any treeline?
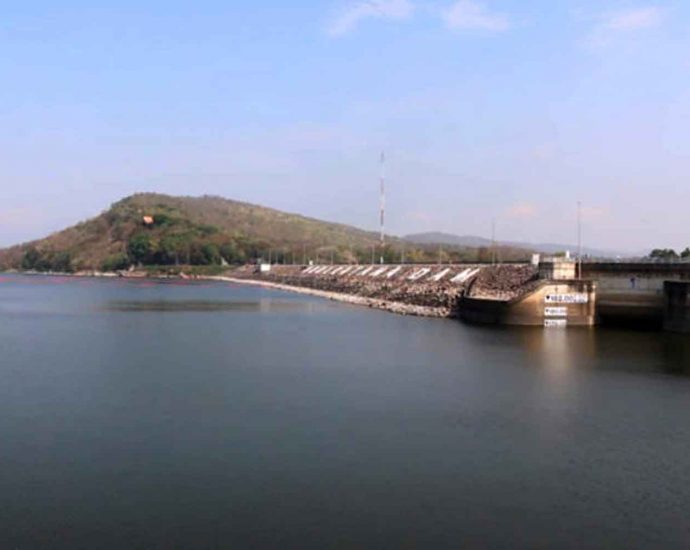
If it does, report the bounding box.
[21,247,73,272]
[98,231,258,271]
[648,248,690,260]
[19,237,530,273]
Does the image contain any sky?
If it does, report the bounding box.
[1,1,690,252]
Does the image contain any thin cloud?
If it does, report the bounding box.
[442,1,510,32]
[505,202,538,220]
[409,210,434,223]
[580,205,608,222]
[326,0,414,37]
[585,6,663,48]
[0,207,40,229]
[603,6,663,31]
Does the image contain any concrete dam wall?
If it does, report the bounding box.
[229,262,595,326]
[228,260,690,330]
[582,262,690,327]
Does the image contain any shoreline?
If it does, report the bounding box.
[208,276,452,318]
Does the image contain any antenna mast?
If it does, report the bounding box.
[491,218,497,265]
[379,151,385,264]
[577,201,582,279]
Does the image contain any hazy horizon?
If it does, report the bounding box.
[2,1,689,252]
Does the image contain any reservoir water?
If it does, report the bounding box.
[1,274,689,549]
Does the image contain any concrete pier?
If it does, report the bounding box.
[582,262,690,327]
[663,281,690,333]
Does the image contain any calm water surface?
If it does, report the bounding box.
[1,274,689,549]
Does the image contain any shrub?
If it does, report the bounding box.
[102,254,130,272]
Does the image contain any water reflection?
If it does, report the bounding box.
[103,299,314,313]
[660,334,690,375]
[3,275,690,548]
[514,325,690,377]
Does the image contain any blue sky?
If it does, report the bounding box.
[1,1,689,251]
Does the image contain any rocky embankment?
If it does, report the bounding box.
[467,264,540,301]
[226,263,538,318]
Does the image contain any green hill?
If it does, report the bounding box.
[0,193,532,272]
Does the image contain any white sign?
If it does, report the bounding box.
[544,307,568,317]
[545,293,588,304]
[544,319,568,328]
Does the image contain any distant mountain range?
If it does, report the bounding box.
[403,232,632,259]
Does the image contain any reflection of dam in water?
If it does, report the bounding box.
[233,258,690,332]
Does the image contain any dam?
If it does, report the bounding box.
[582,262,690,329]
[229,258,690,332]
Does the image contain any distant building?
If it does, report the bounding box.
[142,215,154,226]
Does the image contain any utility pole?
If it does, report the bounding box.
[577,201,582,280]
[330,249,334,265]
[379,151,385,264]
[491,219,497,265]
[371,244,375,265]
[302,244,307,265]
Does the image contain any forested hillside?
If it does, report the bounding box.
[0,193,532,272]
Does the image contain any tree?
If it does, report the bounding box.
[159,235,186,265]
[152,213,174,227]
[220,241,246,264]
[51,251,72,273]
[649,248,679,260]
[102,253,130,272]
[21,247,42,270]
[201,243,221,265]
[20,247,72,272]
[127,234,155,264]
[188,241,221,265]
[681,248,690,259]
